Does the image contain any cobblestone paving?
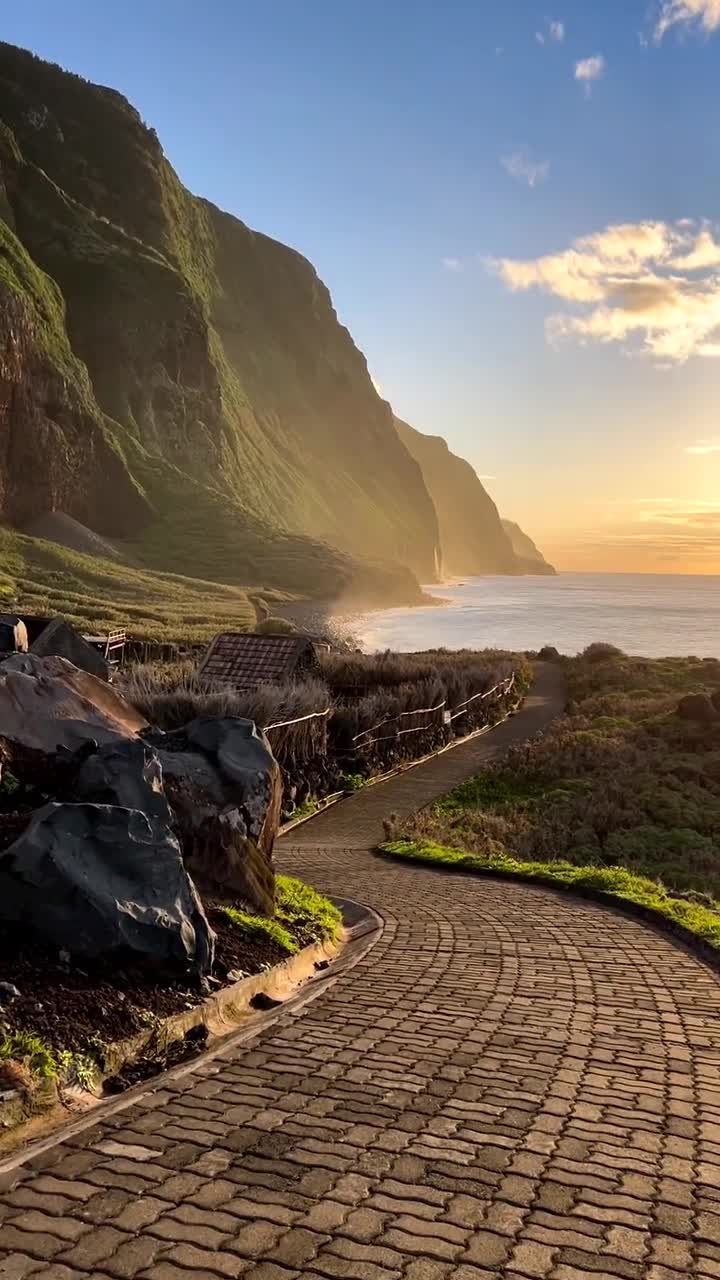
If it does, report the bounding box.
[2,666,720,1280]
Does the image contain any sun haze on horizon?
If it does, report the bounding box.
[4,0,720,575]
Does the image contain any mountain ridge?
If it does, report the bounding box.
[0,40,551,621]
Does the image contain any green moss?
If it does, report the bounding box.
[219,876,341,957]
[219,906,298,955]
[275,875,342,947]
[382,839,720,951]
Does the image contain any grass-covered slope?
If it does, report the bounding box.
[389,647,720,901]
[0,525,259,643]
[0,41,440,596]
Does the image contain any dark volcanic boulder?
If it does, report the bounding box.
[76,737,172,827]
[0,653,147,754]
[0,802,214,974]
[677,693,718,723]
[147,717,281,914]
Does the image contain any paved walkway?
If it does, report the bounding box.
[286,663,565,849]
[2,667,720,1280]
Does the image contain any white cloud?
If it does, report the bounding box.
[488,218,720,362]
[536,18,565,43]
[686,439,720,454]
[501,149,550,188]
[655,0,720,40]
[574,54,605,94]
[441,257,461,272]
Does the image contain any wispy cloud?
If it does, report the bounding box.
[441,257,461,272]
[501,149,550,188]
[686,439,720,454]
[574,54,605,94]
[536,18,565,44]
[487,218,720,363]
[655,0,720,40]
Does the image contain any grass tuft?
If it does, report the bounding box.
[219,876,341,958]
[381,839,720,951]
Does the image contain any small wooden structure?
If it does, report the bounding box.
[198,633,321,691]
[82,628,127,670]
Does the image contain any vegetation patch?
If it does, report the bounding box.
[0,876,341,1100]
[0,525,257,645]
[390,646,720,906]
[381,839,720,952]
[217,879,340,958]
[122,648,525,820]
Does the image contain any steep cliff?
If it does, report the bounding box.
[0,42,439,601]
[394,417,525,576]
[501,520,556,575]
[0,212,149,535]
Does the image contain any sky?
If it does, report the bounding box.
[4,0,720,573]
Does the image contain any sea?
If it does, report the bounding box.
[340,573,720,658]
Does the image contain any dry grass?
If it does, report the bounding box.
[120,648,525,776]
[118,664,330,763]
[393,648,720,903]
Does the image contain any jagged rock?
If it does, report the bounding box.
[146,718,281,914]
[0,653,147,754]
[0,802,214,974]
[76,737,171,826]
[677,693,718,723]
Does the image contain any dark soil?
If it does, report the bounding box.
[103,1025,209,1093]
[0,906,294,1063]
[208,906,288,977]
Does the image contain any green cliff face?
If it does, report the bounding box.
[501,520,556,575]
[395,417,526,576]
[0,42,439,604]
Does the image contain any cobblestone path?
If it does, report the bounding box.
[2,665,720,1280]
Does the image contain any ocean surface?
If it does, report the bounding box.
[341,573,720,658]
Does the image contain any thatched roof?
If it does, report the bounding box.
[198,633,320,691]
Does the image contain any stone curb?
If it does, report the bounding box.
[0,897,383,1173]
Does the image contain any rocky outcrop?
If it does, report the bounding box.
[394,418,520,576]
[502,520,556,575]
[0,653,147,753]
[0,801,214,973]
[147,719,280,915]
[0,657,280,963]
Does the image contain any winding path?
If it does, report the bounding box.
[2,665,720,1280]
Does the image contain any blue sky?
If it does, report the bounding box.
[4,0,720,570]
